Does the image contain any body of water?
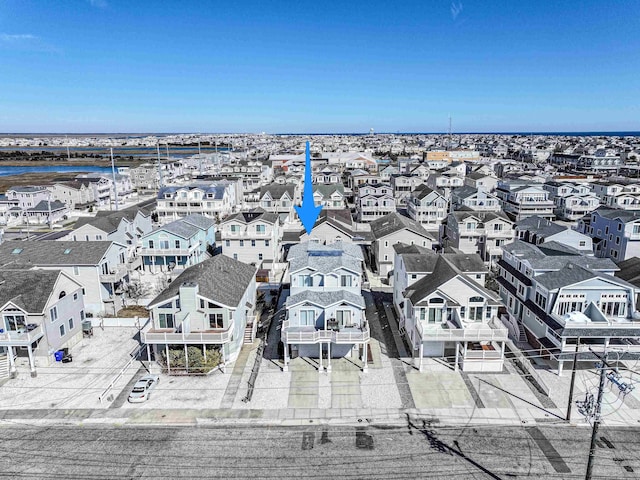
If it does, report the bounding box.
[0,165,113,177]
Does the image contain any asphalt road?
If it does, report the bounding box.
[1,423,638,479]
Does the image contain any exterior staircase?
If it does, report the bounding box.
[517,322,527,344]
[0,354,9,380]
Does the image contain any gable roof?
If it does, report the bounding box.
[286,289,365,309]
[0,241,115,267]
[0,269,64,313]
[149,254,256,308]
[403,255,497,305]
[224,208,279,225]
[370,212,434,240]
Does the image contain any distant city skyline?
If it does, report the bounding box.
[0,0,639,133]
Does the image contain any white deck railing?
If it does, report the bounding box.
[281,320,370,344]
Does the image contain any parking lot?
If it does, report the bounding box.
[0,327,140,410]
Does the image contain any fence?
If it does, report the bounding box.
[505,339,550,396]
[98,343,145,404]
[91,317,149,328]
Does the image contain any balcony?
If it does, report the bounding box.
[99,265,128,284]
[0,324,44,346]
[416,317,509,342]
[142,321,234,345]
[138,243,199,257]
[281,320,370,344]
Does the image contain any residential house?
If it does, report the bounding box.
[0,270,85,377]
[451,186,501,212]
[143,254,257,369]
[406,184,449,230]
[155,182,238,224]
[390,174,424,206]
[578,207,640,261]
[221,208,282,269]
[464,172,498,191]
[515,216,593,253]
[357,183,396,222]
[498,240,640,375]
[0,241,129,315]
[370,212,436,278]
[441,211,515,266]
[281,242,369,372]
[313,184,346,210]
[496,180,555,221]
[396,248,507,372]
[138,214,215,273]
[298,210,373,246]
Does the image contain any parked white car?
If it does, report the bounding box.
[127,375,159,403]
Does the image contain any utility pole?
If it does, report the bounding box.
[585,351,608,480]
[110,148,119,211]
[157,143,163,189]
[566,337,581,422]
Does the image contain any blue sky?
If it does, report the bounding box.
[0,0,639,133]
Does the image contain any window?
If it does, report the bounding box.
[73,292,78,301]
[225,240,230,247]
[251,240,256,247]
[336,310,352,328]
[256,224,266,234]
[59,324,65,337]
[300,309,315,326]
[69,318,74,330]
[240,240,244,247]
[175,240,180,249]
[258,253,263,260]
[209,313,224,329]
[59,291,66,299]
[535,291,547,310]
[159,240,170,249]
[73,266,80,276]
[299,275,312,287]
[158,313,174,329]
[80,310,85,320]
[468,306,483,321]
[233,254,238,260]
[230,225,240,233]
[96,235,103,240]
[579,241,586,247]
[3,314,25,331]
[340,275,352,287]
[265,240,270,247]
[50,306,58,322]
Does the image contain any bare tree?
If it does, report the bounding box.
[126,281,150,306]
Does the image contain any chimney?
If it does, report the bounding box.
[179,282,199,312]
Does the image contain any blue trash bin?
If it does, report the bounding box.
[54,350,64,362]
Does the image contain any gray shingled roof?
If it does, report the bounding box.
[593,207,640,223]
[0,269,63,313]
[370,212,434,240]
[403,255,496,305]
[502,240,618,271]
[149,254,256,308]
[286,290,365,309]
[515,216,565,237]
[260,184,295,199]
[224,209,279,225]
[28,200,67,212]
[0,241,113,267]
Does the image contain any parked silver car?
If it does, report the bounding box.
[127,375,159,403]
